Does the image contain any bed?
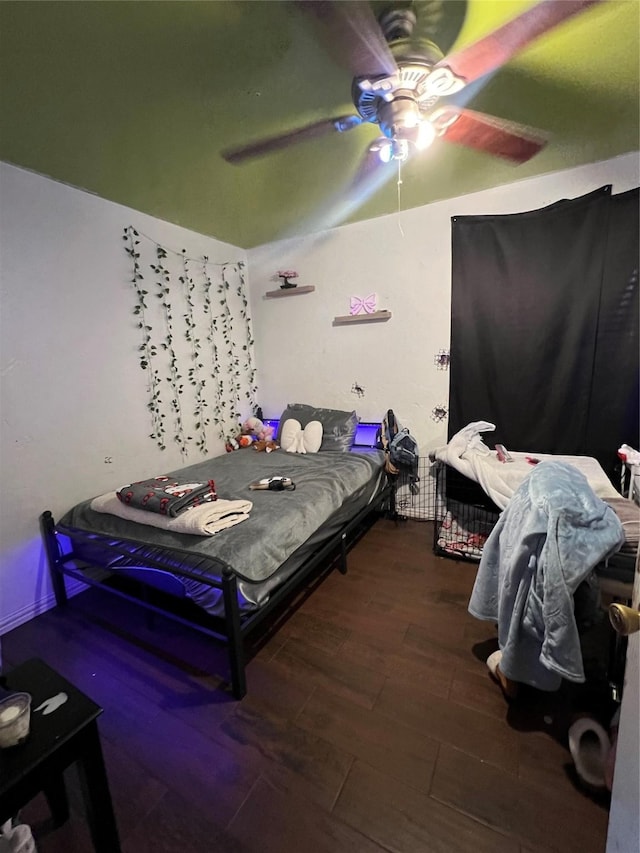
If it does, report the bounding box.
[40,406,391,698]
[431,421,639,565]
[431,422,639,697]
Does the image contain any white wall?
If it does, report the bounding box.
[1,153,638,635]
[247,152,640,453]
[0,163,248,633]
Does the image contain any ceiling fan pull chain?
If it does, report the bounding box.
[397,158,405,237]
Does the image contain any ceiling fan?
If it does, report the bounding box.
[221,0,602,172]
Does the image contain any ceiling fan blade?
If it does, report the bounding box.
[222,115,362,164]
[295,1,398,80]
[431,0,602,89]
[432,107,548,163]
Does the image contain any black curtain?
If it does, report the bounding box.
[449,185,639,480]
[583,187,639,478]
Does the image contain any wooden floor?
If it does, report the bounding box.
[3,518,615,853]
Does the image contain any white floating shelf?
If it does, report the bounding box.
[333,310,392,325]
[265,285,315,298]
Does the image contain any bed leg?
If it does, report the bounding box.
[389,479,397,520]
[222,568,246,699]
[40,511,68,606]
[338,532,348,575]
[140,586,157,630]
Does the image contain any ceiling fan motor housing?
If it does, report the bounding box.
[378,96,422,140]
[378,7,417,42]
[353,61,441,130]
[351,30,444,128]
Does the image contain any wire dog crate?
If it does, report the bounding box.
[393,457,438,521]
[431,461,501,562]
[389,457,502,565]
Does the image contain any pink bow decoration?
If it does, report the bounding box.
[349,294,377,315]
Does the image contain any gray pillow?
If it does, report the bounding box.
[278,403,358,452]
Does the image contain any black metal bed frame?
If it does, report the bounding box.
[39,481,392,699]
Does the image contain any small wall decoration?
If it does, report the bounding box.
[277,270,299,289]
[434,349,450,370]
[431,405,448,422]
[350,293,377,315]
[351,381,365,398]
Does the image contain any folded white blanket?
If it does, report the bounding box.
[433,422,621,510]
[91,492,252,536]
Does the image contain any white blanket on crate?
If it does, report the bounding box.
[91,492,252,536]
[432,421,621,510]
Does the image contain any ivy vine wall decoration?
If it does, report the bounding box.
[123,226,257,456]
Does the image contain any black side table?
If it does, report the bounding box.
[0,658,121,853]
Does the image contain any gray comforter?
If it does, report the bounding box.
[468,460,625,690]
[60,448,385,584]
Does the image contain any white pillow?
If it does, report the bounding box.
[302,420,323,453]
[280,418,302,452]
[280,418,323,454]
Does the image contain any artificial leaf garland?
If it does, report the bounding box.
[180,249,209,454]
[123,226,257,455]
[219,264,242,426]
[124,227,166,450]
[151,246,188,455]
[202,256,228,435]
[237,264,259,409]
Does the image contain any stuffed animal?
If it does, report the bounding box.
[253,439,279,453]
[242,417,275,442]
[227,417,276,452]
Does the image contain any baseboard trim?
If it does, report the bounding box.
[0,580,87,635]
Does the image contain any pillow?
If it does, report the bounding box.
[280,418,323,454]
[280,418,301,452]
[277,403,358,452]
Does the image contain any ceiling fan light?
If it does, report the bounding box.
[402,111,420,129]
[416,120,436,150]
[378,138,410,163]
[378,141,393,164]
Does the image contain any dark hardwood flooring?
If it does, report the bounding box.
[2,519,615,852]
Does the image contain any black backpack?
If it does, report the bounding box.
[376,410,420,493]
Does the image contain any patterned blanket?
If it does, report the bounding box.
[116,476,217,516]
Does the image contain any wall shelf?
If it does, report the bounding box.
[333,310,392,325]
[265,285,315,298]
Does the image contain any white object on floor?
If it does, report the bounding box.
[568,716,611,791]
[486,650,503,677]
[486,650,518,699]
[0,820,37,853]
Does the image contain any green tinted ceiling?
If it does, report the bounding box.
[1,1,638,248]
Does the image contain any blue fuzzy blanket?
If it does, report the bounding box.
[468,461,625,690]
